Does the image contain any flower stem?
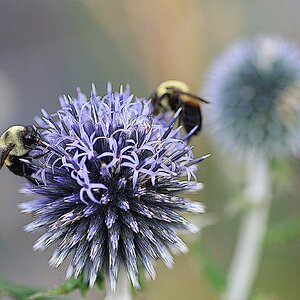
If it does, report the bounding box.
[222,153,271,300]
[104,267,132,300]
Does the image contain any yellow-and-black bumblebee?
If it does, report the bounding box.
[0,125,42,179]
[151,80,209,136]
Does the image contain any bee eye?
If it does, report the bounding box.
[24,135,35,145]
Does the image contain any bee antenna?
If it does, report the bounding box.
[156,93,169,104]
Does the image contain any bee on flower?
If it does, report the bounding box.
[19,83,208,290]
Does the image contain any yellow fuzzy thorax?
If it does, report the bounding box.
[156,80,189,97]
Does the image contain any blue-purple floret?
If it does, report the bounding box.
[20,84,206,290]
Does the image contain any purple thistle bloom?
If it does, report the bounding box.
[19,83,206,290]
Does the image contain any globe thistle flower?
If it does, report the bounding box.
[19,84,206,290]
[203,36,300,158]
[203,36,300,300]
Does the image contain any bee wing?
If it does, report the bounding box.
[166,87,210,104]
[185,92,210,104]
[0,144,14,169]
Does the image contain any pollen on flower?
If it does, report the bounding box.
[19,83,207,290]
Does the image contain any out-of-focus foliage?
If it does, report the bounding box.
[192,243,227,291]
[266,217,300,245]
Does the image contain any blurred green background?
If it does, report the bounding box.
[0,1,300,299]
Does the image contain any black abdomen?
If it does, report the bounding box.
[7,155,35,177]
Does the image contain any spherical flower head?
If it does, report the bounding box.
[20,84,206,290]
[203,36,300,158]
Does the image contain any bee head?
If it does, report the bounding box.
[23,125,41,148]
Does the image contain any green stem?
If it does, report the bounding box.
[0,277,50,300]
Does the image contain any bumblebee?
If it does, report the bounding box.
[0,125,42,178]
[151,80,209,135]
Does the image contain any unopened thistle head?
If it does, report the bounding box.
[20,84,207,290]
[203,36,300,158]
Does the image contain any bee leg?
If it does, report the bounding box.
[26,174,39,185]
[0,144,15,169]
[177,114,182,127]
[154,93,170,112]
[30,149,50,159]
